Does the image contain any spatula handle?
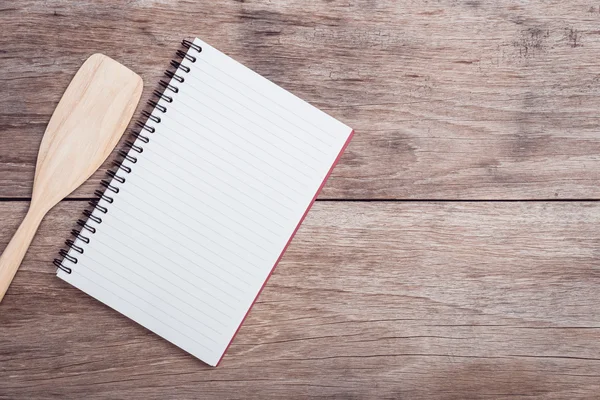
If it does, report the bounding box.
[0,209,44,303]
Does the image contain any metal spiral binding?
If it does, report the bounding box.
[53,39,202,274]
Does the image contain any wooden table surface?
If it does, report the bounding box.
[1,1,600,398]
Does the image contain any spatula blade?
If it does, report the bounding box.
[33,53,143,211]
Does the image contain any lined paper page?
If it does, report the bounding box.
[57,37,353,366]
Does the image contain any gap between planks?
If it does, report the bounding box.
[1,198,600,202]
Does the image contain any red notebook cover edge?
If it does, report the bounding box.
[215,129,355,366]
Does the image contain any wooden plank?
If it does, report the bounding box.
[2,1,600,199]
[1,201,599,399]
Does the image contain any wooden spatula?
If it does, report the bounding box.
[0,53,143,302]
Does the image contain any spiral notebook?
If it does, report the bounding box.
[54,38,354,366]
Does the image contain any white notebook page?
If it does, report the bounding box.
[57,37,353,366]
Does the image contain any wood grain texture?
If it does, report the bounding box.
[1,201,599,399]
[2,0,600,199]
[2,1,600,398]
